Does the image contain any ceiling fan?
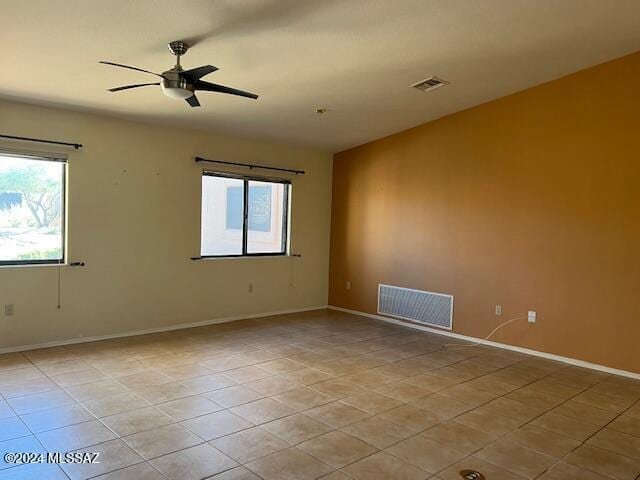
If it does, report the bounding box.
[100,41,258,107]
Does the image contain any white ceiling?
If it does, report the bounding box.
[3,0,640,152]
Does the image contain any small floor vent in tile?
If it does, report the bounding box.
[460,470,485,480]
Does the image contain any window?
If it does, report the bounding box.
[0,152,66,265]
[200,172,290,257]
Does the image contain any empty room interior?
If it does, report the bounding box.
[1,1,640,479]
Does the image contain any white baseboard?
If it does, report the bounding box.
[0,305,329,355]
[328,305,640,381]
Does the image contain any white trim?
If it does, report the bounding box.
[0,305,328,355]
[329,305,640,381]
[377,283,454,331]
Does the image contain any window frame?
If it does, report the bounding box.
[200,170,291,259]
[0,151,67,267]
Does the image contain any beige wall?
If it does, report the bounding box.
[0,99,332,350]
[330,52,640,374]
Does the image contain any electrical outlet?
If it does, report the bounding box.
[495,305,502,316]
[345,281,351,290]
[528,310,537,323]
[248,283,253,293]
[4,304,14,316]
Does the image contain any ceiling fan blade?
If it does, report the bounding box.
[186,95,201,107]
[180,65,218,81]
[108,82,160,92]
[194,80,258,100]
[99,61,165,78]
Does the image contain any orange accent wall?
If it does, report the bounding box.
[329,52,640,374]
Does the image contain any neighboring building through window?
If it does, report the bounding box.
[0,152,66,265]
[200,171,290,257]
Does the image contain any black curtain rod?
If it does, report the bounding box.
[0,134,83,150]
[195,156,305,175]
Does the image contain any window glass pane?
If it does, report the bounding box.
[247,180,286,254]
[201,175,244,256]
[0,155,64,263]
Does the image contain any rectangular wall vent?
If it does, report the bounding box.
[411,76,449,92]
[378,284,453,330]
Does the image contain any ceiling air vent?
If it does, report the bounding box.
[411,76,449,92]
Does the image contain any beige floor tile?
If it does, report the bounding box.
[587,428,640,460]
[258,359,306,374]
[379,405,441,433]
[437,456,524,480]
[421,420,496,455]
[161,363,213,380]
[478,396,545,423]
[573,390,634,413]
[566,444,640,480]
[341,391,402,415]
[212,426,291,463]
[374,381,432,402]
[210,466,262,480]
[0,401,13,420]
[340,371,394,389]
[205,385,264,408]
[411,393,474,419]
[0,436,46,471]
[273,387,335,411]
[475,438,556,479]
[454,409,522,436]
[151,443,237,480]
[82,392,151,418]
[438,383,497,408]
[262,413,334,444]
[341,415,413,449]
[60,438,144,480]
[538,461,611,480]
[341,451,428,480]
[134,382,195,404]
[306,401,371,428]
[20,403,94,433]
[503,424,581,458]
[246,376,301,395]
[553,400,619,426]
[101,407,173,436]
[386,435,466,474]
[0,463,68,479]
[0,417,30,442]
[531,412,601,441]
[231,397,296,424]
[8,389,76,415]
[224,366,273,383]
[118,371,173,390]
[37,420,117,452]
[298,430,377,468]
[180,410,253,440]
[282,368,334,385]
[0,353,31,372]
[50,368,108,387]
[92,462,166,479]
[310,379,367,399]
[608,414,640,437]
[505,388,564,410]
[123,423,202,459]
[156,395,222,421]
[245,447,334,480]
[178,373,237,394]
[65,379,129,402]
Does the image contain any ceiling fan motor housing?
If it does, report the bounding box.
[161,71,195,99]
[168,41,189,57]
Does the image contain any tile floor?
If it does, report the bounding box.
[0,309,639,480]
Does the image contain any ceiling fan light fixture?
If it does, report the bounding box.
[161,85,194,100]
